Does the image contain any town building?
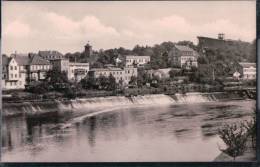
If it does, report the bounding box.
[168,45,199,69]
[51,59,70,73]
[68,62,90,81]
[89,66,137,85]
[238,62,256,80]
[28,53,52,82]
[118,55,150,67]
[2,53,51,90]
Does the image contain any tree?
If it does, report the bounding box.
[45,69,70,89]
[107,74,117,90]
[81,76,97,89]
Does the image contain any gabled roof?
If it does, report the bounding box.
[38,50,64,59]
[14,56,30,66]
[30,54,51,65]
[239,62,256,68]
[2,55,11,66]
[175,45,194,52]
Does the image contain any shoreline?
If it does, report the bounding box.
[2,91,252,117]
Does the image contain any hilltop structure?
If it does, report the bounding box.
[168,45,199,69]
[197,33,252,54]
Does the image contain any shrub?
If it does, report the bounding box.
[218,122,248,160]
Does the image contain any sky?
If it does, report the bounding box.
[2,1,256,55]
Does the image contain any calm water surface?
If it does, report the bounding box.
[2,100,255,162]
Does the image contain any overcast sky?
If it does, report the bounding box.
[2,1,256,55]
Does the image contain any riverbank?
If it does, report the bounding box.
[214,138,256,161]
[2,91,252,117]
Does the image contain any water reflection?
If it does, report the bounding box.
[2,100,255,162]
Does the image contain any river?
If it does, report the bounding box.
[1,98,255,162]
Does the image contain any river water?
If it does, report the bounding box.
[1,99,255,162]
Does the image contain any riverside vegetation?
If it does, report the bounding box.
[218,108,256,160]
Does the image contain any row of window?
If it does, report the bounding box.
[10,73,22,79]
[31,65,50,70]
[126,59,149,63]
[5,81,23,86]
[244,74,256,79]
[243,68,256,72]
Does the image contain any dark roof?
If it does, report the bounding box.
[175,45,194,52]
[2,55,10,66]
[30,54,51,65]
[14,56,30,65]
[38,50,64,59]
[171,45,199,57]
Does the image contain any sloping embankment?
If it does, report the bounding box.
[2,92,249,117]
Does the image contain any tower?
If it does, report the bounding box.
[218,33,225,40]
[84,41,92,57]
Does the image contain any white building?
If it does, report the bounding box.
[89,66,137,85]
[123,55,150,67]
[239,62,256,80]
[68,62,90,81]
[168,45,199,69]
[2,54,51,90]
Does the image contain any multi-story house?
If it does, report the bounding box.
[238,62,256,80]
[68,62,90,81]
[2,53,51,90]
[89,66,137,85]
[168,45,199,69]
[51,59,70,73]
[2,55,27,90]
[118,55,150,67]
[28,53,52,82]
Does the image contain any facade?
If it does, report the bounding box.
[238,62,256,80]
[52,59,70,73]
[89,66,137,85]
[123,55,150,67]
[68,62,90,81]
[168,45,198,69]
[2,54,51,90]
[28,54,52,82]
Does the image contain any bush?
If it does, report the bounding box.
[218,122,248,160]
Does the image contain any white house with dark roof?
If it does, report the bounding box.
[168,45,199,69]
[68,62,90,81]
[238,62,256,80]
[119,55,150,67]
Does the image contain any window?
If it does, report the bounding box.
[10,82,12,86]
[14,82,17,86]
[11,74,13,78]
[15,66,17,70]
[19,74,21,78]
[15,74,17,78]
[10,66,13,70]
